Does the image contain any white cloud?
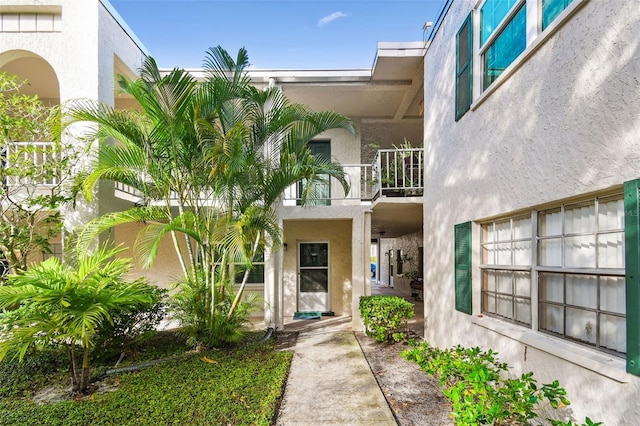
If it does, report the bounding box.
[317,11,348,27]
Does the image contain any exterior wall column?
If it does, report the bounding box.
[352,210,371,331]
[264,227,284,330]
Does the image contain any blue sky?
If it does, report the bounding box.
[109,0,445,69]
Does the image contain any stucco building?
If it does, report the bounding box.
[2,0,639,422]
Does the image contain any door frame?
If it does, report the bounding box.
[297,240,331,312]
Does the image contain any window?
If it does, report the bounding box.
[233,251,265,285]
[481,216,532,325]
[542,0,575,30]
[297,140,331,206]
[455,13,473,121]
[480,195,626,357]
[481,2,526,90]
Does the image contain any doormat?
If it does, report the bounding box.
[293,312,321,320]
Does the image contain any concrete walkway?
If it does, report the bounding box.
[276,316,397,425]
[274,285,424,425]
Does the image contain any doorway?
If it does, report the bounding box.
[298,242,330,312]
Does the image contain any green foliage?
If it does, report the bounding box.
[170,270,259,348]
[0,243,159,393]
[0,341,292,425]
[402,342,574,425]
[551,418,604,426]
[0,348,68,398]
[67,46,356,349]
[0,72,77,276]
[359,296,414,342]
[93,286,168,363]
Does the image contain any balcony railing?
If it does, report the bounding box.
[113,148,424,205]
[4,141,62,187]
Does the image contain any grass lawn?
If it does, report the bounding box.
[0,331,293,426]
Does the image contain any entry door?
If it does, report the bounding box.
[298,242,330,312]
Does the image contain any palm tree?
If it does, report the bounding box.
[66,46,356,346]
[0,243,156,394]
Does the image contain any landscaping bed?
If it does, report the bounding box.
[0,331,292,426]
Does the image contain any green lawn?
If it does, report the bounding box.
[0,332,292,426]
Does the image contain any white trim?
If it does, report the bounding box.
[472,315,629,383]
[472,0,589,110]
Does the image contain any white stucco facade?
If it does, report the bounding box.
[422,0,640,423]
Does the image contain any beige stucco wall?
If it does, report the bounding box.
[282,219,353,318]
[421,0,640,423]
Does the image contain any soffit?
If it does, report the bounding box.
[371,200,423,238]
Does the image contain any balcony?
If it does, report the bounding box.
[3,141,62,188]
[112,148,424,206]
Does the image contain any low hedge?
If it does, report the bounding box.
[359,295,414,342]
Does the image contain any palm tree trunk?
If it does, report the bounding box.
[227,231,261,318]
[79,345,91,393]
[69,344,79,393]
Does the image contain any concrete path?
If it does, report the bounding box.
[276,316,397,425]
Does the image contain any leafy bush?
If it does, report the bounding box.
[93,286,169,363]
[402,342,573,425]
[359,296,414,342]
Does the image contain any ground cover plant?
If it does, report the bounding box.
[0,331,292,426]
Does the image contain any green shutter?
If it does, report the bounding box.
[624,178,640,376]
[455,221,472,315]
[455,12,473,121]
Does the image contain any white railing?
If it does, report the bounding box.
[4,141,62,186]
[373,148,424,197]
[114,148,425,205]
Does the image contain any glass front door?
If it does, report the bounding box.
[298,242,329,312]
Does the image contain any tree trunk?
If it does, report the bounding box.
[79,346,91,394]
[69,345,80,393]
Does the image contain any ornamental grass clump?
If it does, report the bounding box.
[359,295,414,342]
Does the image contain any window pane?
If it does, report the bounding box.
[601,276,625,314]
[497,270,512,294]
[598,197,624,231]
[539,208,562,236]
[514,271,530,297]
[542,0,574,30]
[597,232,624,268]
[540,273,563,303]
[564,235,596,268]
[496,220,511,241]
[480,0,519,45]
[483,243,496,264]
[600,314,626,353]
[484,270,497,292]
[515,297,531,325]
[566,275,596,309]
[539,238,562,266]
[540,303,564,334]
[565,308,596,344]
[483,291,496,314]
[513,216,531,239]
[483,5,526,89]
[497,294,513,318]
[496,242,511,265]
[513,240,531,265]
[482,224,495,243]
[565,202,596,234]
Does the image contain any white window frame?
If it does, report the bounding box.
[471,0,589,107]
[480,193,626,358]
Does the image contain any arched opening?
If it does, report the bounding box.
[0,50,60,106]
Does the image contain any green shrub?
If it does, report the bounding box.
[402,342,573,425]
[359,296,414,342]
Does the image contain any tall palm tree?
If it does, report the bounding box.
[0,244,156,394]
[67,46,356,346]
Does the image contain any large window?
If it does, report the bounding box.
[480,195,626,356]
[481,2,526,90]
[542,0,575,30]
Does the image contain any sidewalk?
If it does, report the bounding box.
[274,285,424,425]
[276,316,397,425]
